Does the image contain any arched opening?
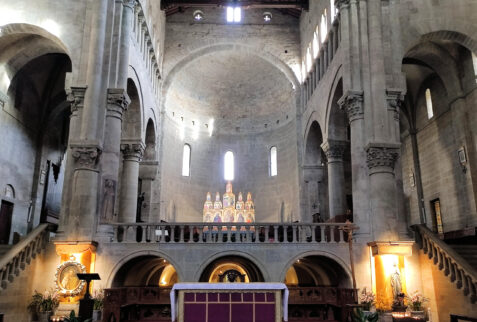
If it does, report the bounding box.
[199,255,264,283]
[0,24,71,241]
[304,121,327,222]
[400,37,477,241]
[123,79,142,140]
[106,255,179,321]
[284,255,354,321]
[144,119,156,161]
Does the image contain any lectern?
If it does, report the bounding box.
[77,273,101,320]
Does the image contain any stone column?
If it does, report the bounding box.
[57,87,86,237]
[321,140,347,219]
[119,141,145,223]
[366,143,400,241]
[139,160,159,222]
[117,0,135,88]
[303,165,325,222]
[98,89,130,224]
[339,91,370,235]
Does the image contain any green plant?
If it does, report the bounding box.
[64,310,92,322]
[27,290,43,314]
[406,291,428,311]
[92,289,104,310]
[358,288,375,311]
[352,308,379,322]
[28,290,59,313]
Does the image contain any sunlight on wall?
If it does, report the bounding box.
[40,19,61,37]
[0,8,22,26]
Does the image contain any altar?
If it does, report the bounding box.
[170,283,288,322]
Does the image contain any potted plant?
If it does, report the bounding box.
[407,291,428,319]
[359,288,376,312]
[92,289,104,321]
[353,308,379,322]
[28,290,59,322]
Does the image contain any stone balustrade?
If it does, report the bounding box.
[0,223,50,291]
[105,222,356,244]
[413,224,477,303]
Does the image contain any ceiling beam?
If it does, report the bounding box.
[161,0,308,10]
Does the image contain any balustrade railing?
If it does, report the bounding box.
[413,224,477,303]
[105,222,356,244]
[0,223,50,291]
[288,286,356,306]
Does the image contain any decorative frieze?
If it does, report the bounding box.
[321,140,347,162]
[107,88,130,119]
[366,144,400,173]
[338,90,364,123]
[386,89,404,122]
[71,144,102,170]
[67,86,87,113]
[121,141,145,162]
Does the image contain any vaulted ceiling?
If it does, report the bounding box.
[161,0,308,17]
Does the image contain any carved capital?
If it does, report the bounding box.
[121,141,145,162]
[338,90,364,123]
[336,0,351,10]
[107,88,130,118]
[321,140,347,162]
[70,143,102,170]
[67,86,87,113]
[366,143,400,174]
[386,89,404,122]
[122,0,135,9]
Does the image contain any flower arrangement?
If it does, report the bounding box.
[359,288,375,311]
[28,290,60,313]
[375,297,392,313]
[407,291,428,311]
[92,289,104,311]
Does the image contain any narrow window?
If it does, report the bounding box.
[425,88,434,119]
[472,52,477,84]
[182,144,191,176]
[313,28,320,58]
[270,146,278,177]
[302,61,307,82]
[227,6,241,23]
[224,151,234,181]
[330,0,336,20]
[306,46,312,72]
[320,10,327,43]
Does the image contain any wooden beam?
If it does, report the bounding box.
[162,0,308,10]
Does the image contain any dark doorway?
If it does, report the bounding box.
[0,200,14,244]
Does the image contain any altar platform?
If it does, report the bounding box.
[170,283,288,322]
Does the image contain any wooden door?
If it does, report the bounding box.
[0,200,13,244]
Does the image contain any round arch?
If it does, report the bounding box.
[278,250,353,286]
[323,66,344,141]
[106,250,185,288]
[161,43,300,111]
[193,250,270,282]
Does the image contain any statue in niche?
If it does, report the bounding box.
[223,181,235,208]
[245,192,254,211]
[203,192,214,223]
[390,264,402,300]
[235,192,244,210]
[214,192,222,209]
[101,179,116,222]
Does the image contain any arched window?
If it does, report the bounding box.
[472,52,477,84]
[313,27,320,58]
[182,144,191,176]
[330,0,337,21]
[425,88,434,119]
[270,146,277,177]
[301,60,307,82]
[320,10,327,43]
[224,151,234,181]
[306,46,312,72]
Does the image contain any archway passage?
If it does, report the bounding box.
[284,255,355,321]
[199,255,265,283]
[105,256,179,321]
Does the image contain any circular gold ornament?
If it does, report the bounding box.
[55,260,86,296]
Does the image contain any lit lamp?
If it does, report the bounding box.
[263,12,272,22]
[193,10,204,21]
[76,273,101,320]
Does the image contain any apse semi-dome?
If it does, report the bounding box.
[165,49,296,134]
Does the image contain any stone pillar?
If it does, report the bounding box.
[56,87,86,237]
[366,143,400,241]
[98,89,130,224]
[339,91,370,235]
[139,160,159,222]
[117,0,135,88]
[303,165,325,222]
[119,141,145,223]
[321,140,347,219]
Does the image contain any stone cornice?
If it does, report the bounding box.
[338,90,364,123]
[121,141,145,162]
[366,142,400,174]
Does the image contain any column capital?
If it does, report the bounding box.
[107,88,130,119]
[67,86,87,113]
[336,0,351,10]
[338,90,364,123]
[122,0,135,9]
[366,142,400,174]
[70,142,102,170]
[321,139,348,162]
[386,89,405,122]
[121,140,145,162]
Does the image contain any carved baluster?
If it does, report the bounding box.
[264,226,270,243]
[449,261,456,282]
[179,225,184,243]
[438,249,444,270]
[320,226,326,243]
[463,274,471,296]
[456,268,463,289]
[170,225,176,242]
[197,225,204,243]
[292,225,297,243]
[330,226,337,243]
[339,226,344,243]
[422,236,429,254]
[444,255,450,276]
[254,225,260,243]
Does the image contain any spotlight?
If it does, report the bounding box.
[193,10,204,21]
[263,12,272,22]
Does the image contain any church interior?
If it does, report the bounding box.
[0,0,477,321]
